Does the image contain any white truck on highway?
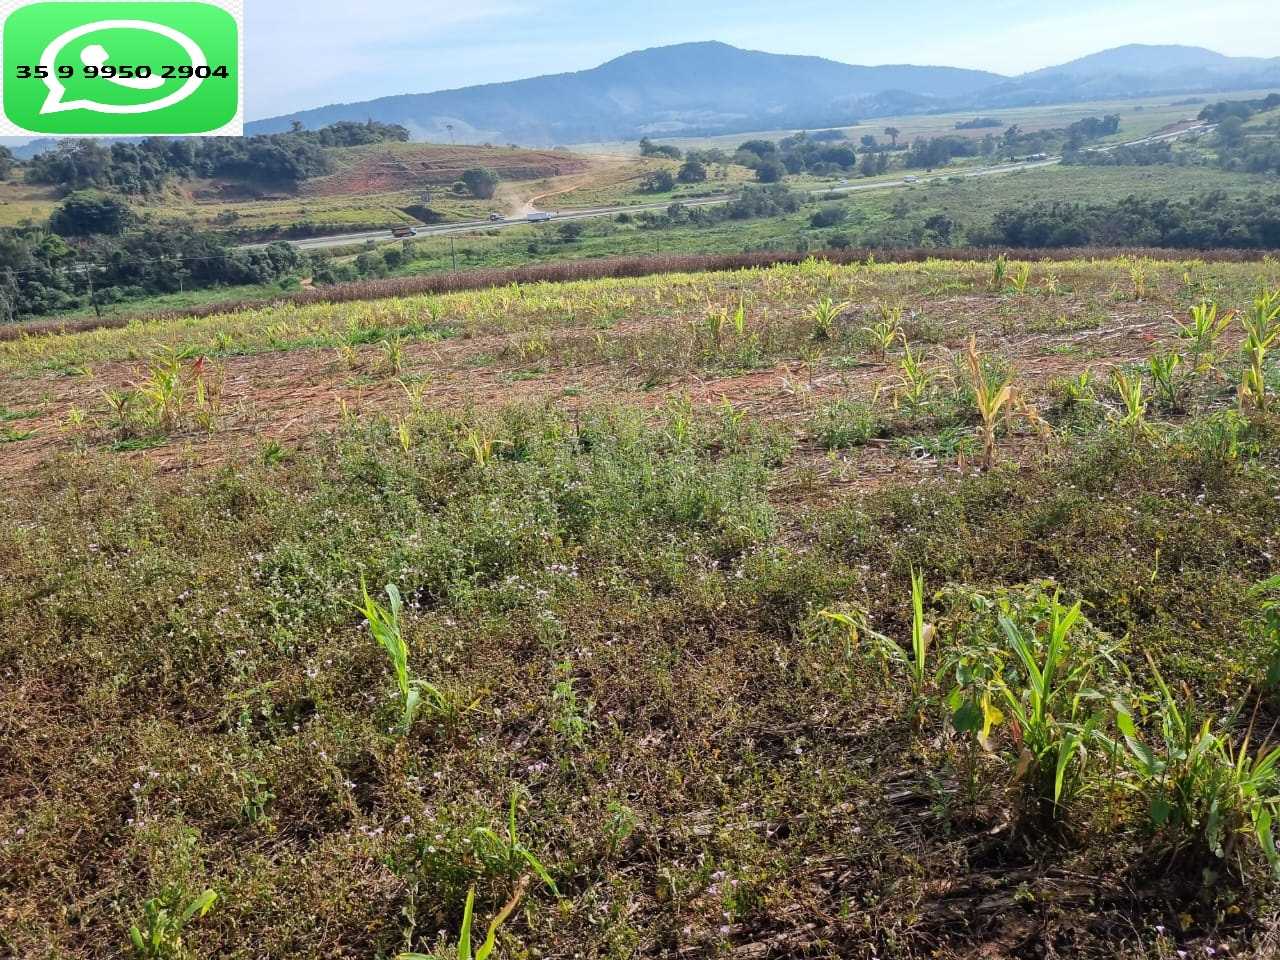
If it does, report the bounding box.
[526,211,553,222]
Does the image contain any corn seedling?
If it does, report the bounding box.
[397,879,528,960]
[1041,272,1060,296]
[460,429,507,467]
[731,298,746,337]
[1007,262,1031,295]
[989,255,1009,291]
[1238,290,1280,414]
[128,888,217,960]
[380,335,407,375]
[1110,368,1149,433]
[103,388,142,438]
[472,791,559,894]
[1147,350,1187,413]
[810,298,845,340]
[820,569,934,723]
[1177,301,1233,374]
[357,581,451,736]
[1107,656,1280,875]
[1129,258,1150,301]
[862,303,902,361]
[1050,370,1097,411]
[993,595,1101,817]
[894,339,935,410]
[136,354,186,433]
[701,305,729,345]
[964,337,1046,469]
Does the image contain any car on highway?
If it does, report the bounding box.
[390,226,417,238]
[903,175,920,183]
[527,211,553,222]
[489,212,505,222]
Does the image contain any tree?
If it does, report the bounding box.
[639,138,681,160]
[461,167,499,199]
[49,191,131,236]
[1218,116,1246,148]
[884,127,901,148]
[810,205,847,228]
[677,158,707,183]
[754,158,785,183]
[640,170,675,192]
[0,146,13,181]
[556,221,585,242]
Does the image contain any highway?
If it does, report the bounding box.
[243,123,1210,254]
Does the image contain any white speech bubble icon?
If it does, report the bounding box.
[38,20,207,115]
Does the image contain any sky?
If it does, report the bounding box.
[246,0,1280,119]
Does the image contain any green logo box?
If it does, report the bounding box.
[2,1,240,135]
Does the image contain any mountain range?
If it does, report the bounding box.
[247,41,1280,145]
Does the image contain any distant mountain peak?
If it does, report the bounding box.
[246,40,1280,146]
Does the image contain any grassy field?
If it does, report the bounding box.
[574,88,1280,155]
[0,176,60,227]
[4,254,1280,958]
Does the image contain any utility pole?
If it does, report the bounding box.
[450,236,457,271]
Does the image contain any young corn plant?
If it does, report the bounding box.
[989,254,1009,291]
[1007,262,1032,295]
[136,354,186,434]
[810,297,845,341]
[821,569,934,726]
[397,879,528,960]
[862,304,902,361]
[380,335,407,375]
[358,581,452,736]
[1107,657,1280,876]
[964,337,1046,469]
[1177,301,1234,374]
[731,297,747,337]
[472,792,559,895]
[993,595,1102,819]
[1238,290,1280,414]
[894,340,935,410]
[460,429,508,467]
[1147,350,1187,413]
[701,305,729,346]
[1111,368,1149,434]
[1128,258,1150,301]
[103,388,143,439]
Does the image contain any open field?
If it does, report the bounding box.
[574,88,1280,155]
[0,176,60,227]
[4,254,1280,958]
[141,144,597,236]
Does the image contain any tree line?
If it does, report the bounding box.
[22,120,410,194]
[982,192,1280,249]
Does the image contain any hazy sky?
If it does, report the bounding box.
[247,0,1280,119]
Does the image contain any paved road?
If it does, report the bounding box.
[244,123,1210,254]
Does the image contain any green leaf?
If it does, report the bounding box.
[952,698,981,735]
[457,887,476,960]
[1150,797,1173,827]
[180,889,217,924]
